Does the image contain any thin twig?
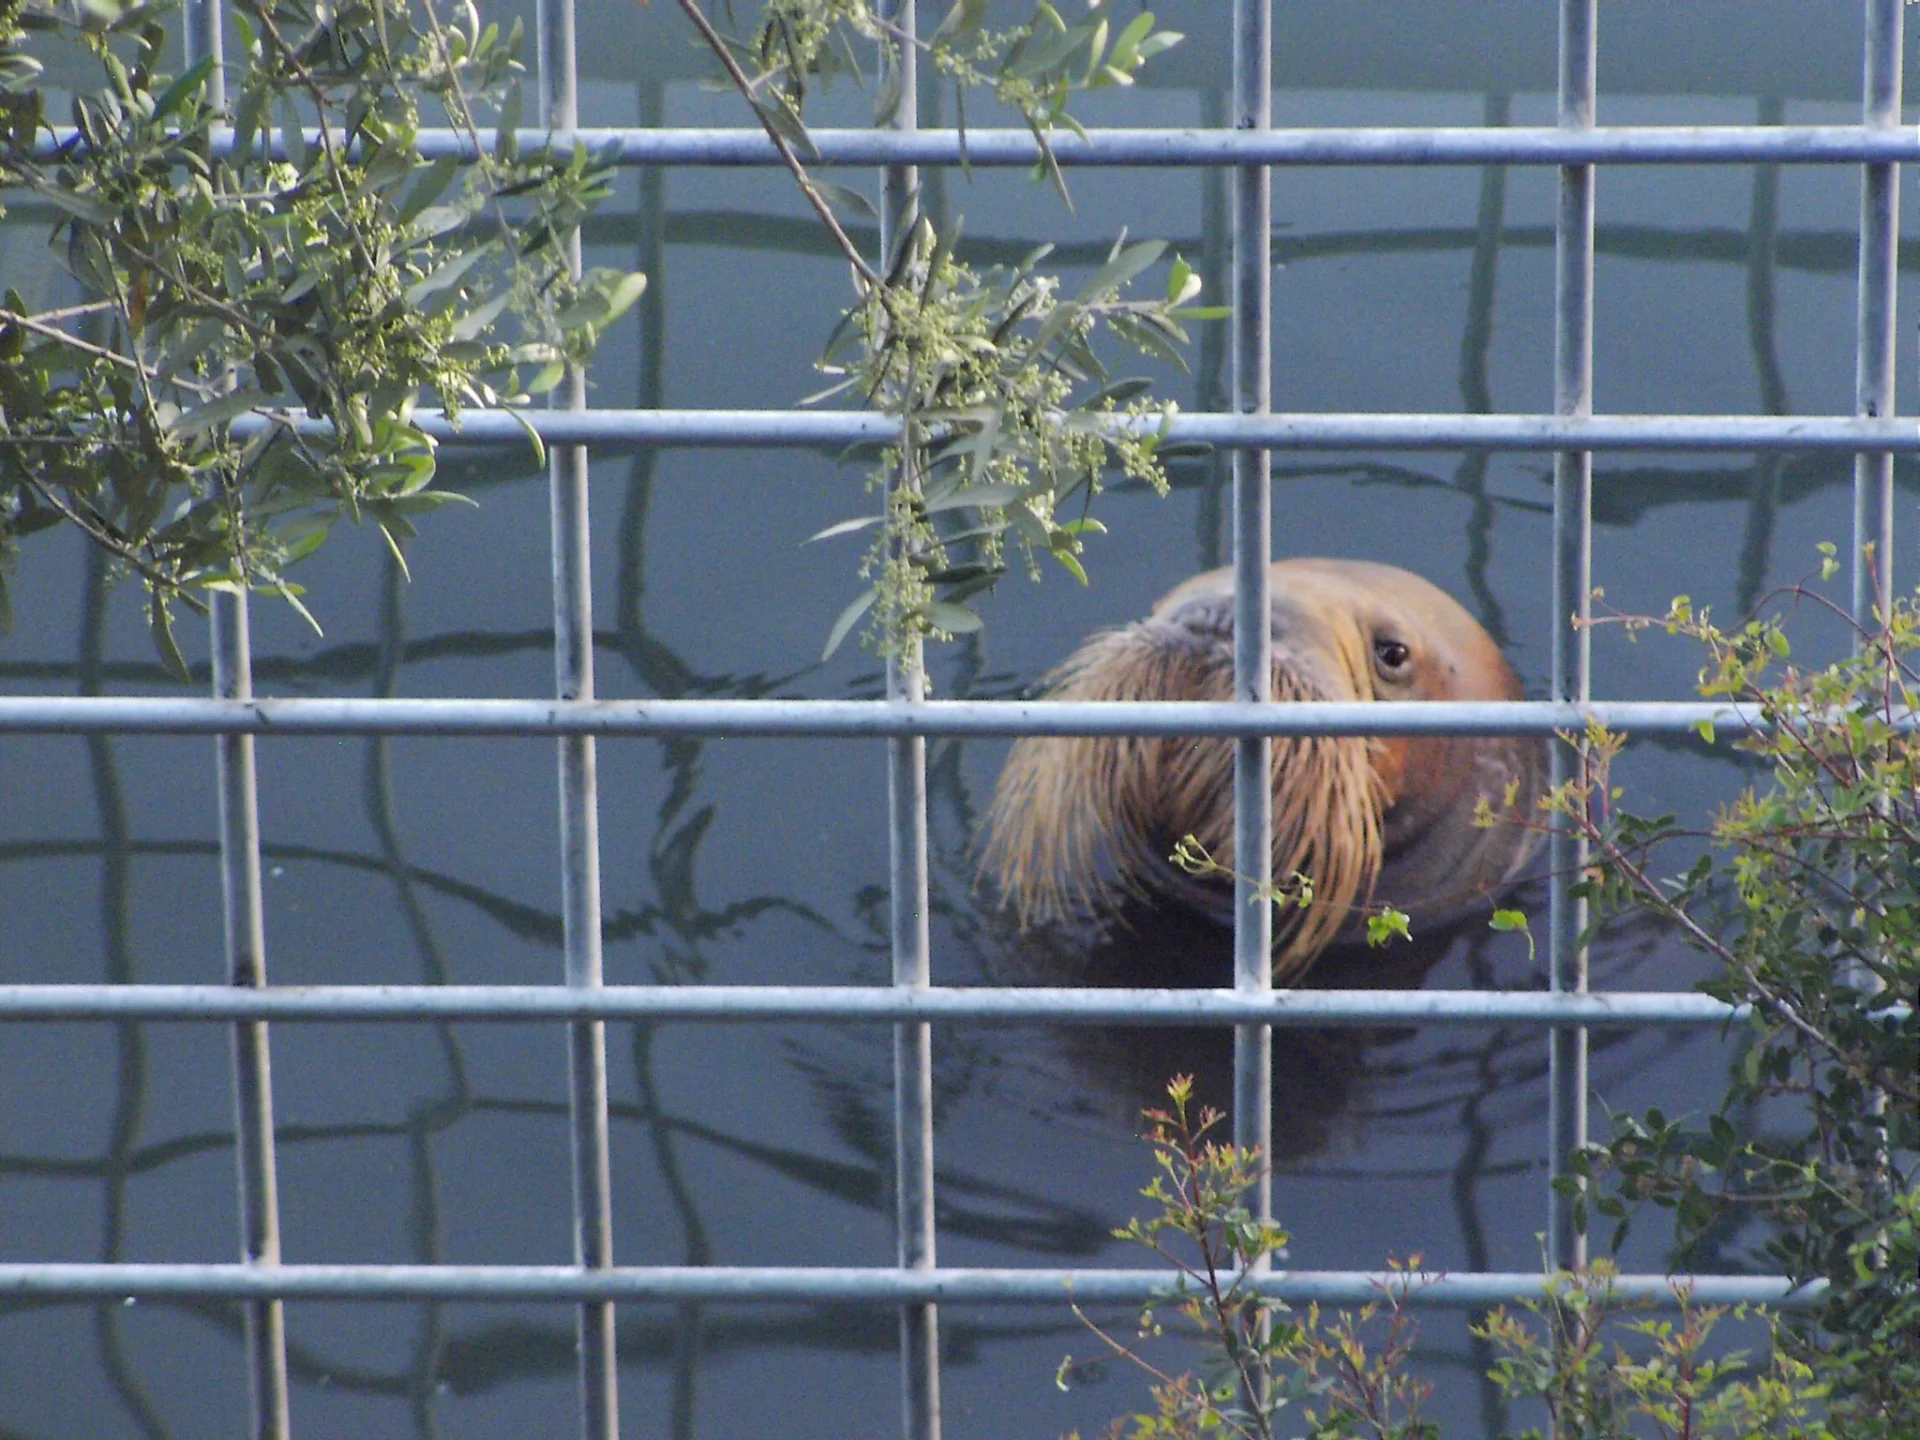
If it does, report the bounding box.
[23,300,117,324]
[671,0,881,287]
[0,308,217,396]
[22,477,174,593]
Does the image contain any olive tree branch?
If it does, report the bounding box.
[21,477,177,593]
[237,0,389,278]
[0,307,218,397]
[670,0,881,288]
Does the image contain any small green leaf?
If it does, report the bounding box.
[808,514,884,544]
[409,204,472,241]
[1365,908,1412,948]
[809,180,878,220]
[449,289,513,342]
[152,56,215,122]
[1108,9,1157,73]
[174,389,273,437]
[923,483,1024,515]
[375,518,414,581]
[1133,30,1184,63]
[267,582,324,635]
[501,406,547,467]
[1050,548,1089,585]
[149,593,188,681]
[399,156,463,226]
[231,82,266,157]
[595,271,649,328]
[495,83,521,164]
[923,601,983,635]
[26,180,113,225]
[822,587,877,661]
[1081,238,1167,302]
[1083,376,1155,408]
[276,94,308,169]
[276,519,330,564]
[405,245,492,306]
[757,98,820,162]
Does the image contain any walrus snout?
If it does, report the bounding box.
[1152,591,1353,705]
[1159,592,1233,644]
[981,558,1547,982]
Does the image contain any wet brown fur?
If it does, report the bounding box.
[982,559,1542,983]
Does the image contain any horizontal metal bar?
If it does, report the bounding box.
[0,985,1787,1027]
[42,126,1920,168]
[3,697,1912,740]
[439,124,1920,167]
[0,1263,1826,1310]
[245,409,1920,453]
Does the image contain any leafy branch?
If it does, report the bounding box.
[1516,555,1919,1437]
[1074,1079,1865,1440]
[1063,1077,1438,1440]
[665,0,1213,658]
[0,0,644,662]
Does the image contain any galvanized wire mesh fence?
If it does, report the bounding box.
[0,2,1910,1438]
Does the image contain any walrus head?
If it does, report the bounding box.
[982,558,1545,981]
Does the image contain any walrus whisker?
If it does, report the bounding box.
[981,559,1545,982]
[981,624,1386,978]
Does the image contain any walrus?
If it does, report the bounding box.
[982,558,1546,981]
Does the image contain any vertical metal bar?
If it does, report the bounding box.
[1195,83,1230,571]
[1547,0,1596,1276]
[1231,0,1273,1222]
[537,2,619,1434]
[212,594,293,1440]
[1455,104,1514,1438]
[1849,0,1902,1218]
[1854,0,1901,621]
[185,5,293,1433]
[876,7,938,1440]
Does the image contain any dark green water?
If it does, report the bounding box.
[2,2,1915,1435]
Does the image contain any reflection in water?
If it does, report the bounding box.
[1738,97,1791,618]
[1454,93,1514,650]
[1194,82,1231,573]
[989,900,1460,1166]
[365,553,470,1440]
[1451,93,1512,1433]
[84,546,175,1440]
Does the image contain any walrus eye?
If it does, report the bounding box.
[1373,636,1412,676]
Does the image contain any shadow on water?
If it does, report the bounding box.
[987,898,1465,1166]
[81,545,176,1440]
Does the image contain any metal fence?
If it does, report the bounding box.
[0,1,1910,1438]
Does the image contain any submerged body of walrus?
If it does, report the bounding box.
[982,558,1546,981]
